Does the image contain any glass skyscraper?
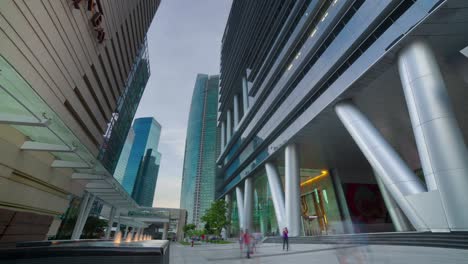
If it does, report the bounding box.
[116,117,162,204]
[132,149,161,206]
[114,129,135,184]
[180,74,220,226]
[98,42,151,174]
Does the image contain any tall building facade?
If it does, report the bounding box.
[0,0,160,245]
[119,117,161,196]
[219,0,468,238]
[180,74,220,226]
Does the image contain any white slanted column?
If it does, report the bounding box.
[398,40,468,230]
[126,227,133,241]
[71,192,95,239]
[242,77,249,113]
[105,206,116,239]
[78,194,96,237]
[233,94,240,129]
[244,177,254,233]
[235,186,245,231]
[265,162,286,230]
[335,101,428,231]
[115,215,121,237]
[123,225,129,239]
[330,169,354,234]
[373,170,412,232]
[285,143,301,236]
[221,121,226,150]
[71,192,90,240]
[226,109,232,142]
[225,194,231,237]
[162,223,169,240]
[139,228,143,241]
[133,227,139,241]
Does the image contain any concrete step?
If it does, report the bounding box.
[264,232,468,250]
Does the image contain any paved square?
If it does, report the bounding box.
[170,242,468,264]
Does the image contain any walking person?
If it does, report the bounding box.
[282,227,289,251]
[239,230,244,253]
[243,229,251,258]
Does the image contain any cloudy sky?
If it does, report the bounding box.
[134,0,232,208]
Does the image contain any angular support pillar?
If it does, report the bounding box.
[398,40,468,230]
[221,121,226,150]
[373,170,412,232]
[115,215,121,235]
[225,194,231,238]
[105,207,116,239]
[226,109,232,143]
[125,227,133,242]
[233,94,240,129]
[335,101,428,231]
[162,223,169,240]
[71,192,95,239]
[77,194,95,238]
[137,228,142,241]
[242,76,249,113]
[285,143,301,236]
[330,169,354,234]
[123,225,129,239]
[244,177,254,233]
[71,192,90,240]
[265,162,286,230]
[235,187,245,231]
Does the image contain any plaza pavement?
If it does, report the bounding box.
[169,241,468,264]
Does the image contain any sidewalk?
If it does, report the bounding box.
[170,241,468,264]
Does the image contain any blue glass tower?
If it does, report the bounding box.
[119,117,161,196]
[132,149,161,206]
[114,129,135,184]
[180,74,219,226]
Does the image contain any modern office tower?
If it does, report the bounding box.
[132,149,161,206]
[180,74,220,226]
[219,0,468,238]
[120,117,161,195]
[0,0,160,244]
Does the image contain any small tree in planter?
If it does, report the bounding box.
[201,200,227,241]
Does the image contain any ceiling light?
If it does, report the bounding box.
[310,28,317,38]
[321,12,328,22]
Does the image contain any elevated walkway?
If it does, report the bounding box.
[264,232,468,250]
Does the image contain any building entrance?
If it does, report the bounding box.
[299,169,343,236]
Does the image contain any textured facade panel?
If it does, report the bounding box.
[0,0,159,157]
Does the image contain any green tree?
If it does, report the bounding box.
[201,200,227,236]
[82,216,107,238]
[183,223,196,237]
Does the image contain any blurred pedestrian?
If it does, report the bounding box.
[282,227,289,251]
[244,229,252,258]
[239,230,244,252]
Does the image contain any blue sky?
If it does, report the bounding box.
[134,0,232,208]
